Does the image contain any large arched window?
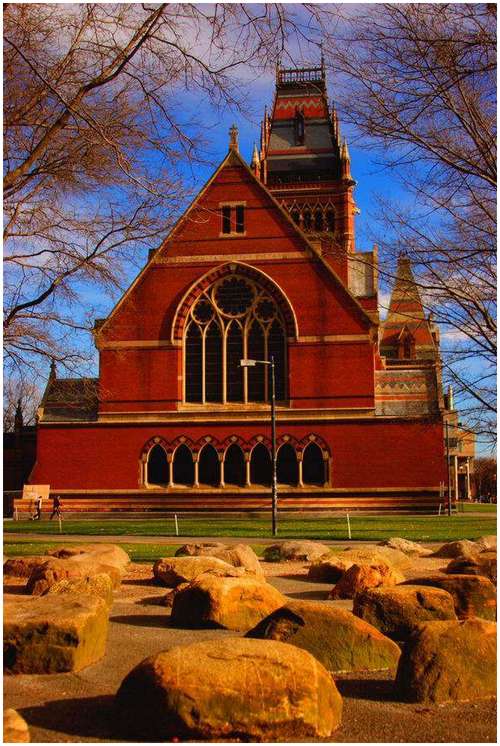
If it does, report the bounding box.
[198,444,220,486]
[250,443,272,486]
[147,444,168,486]
[302,442,326,485]
[173,444,194,486]
[184,274,287,404]
[224,444,246,486]
[277,443,299,485]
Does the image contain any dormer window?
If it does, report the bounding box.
[220,203,245,235]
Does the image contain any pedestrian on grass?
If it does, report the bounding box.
[32,495,42,520]
[50,495,63,521]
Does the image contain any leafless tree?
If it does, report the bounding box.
[315,3,496,439]
[472,457,497,499]
[3,2,323,387]
[3,377,41,432]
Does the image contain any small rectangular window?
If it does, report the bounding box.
[222,206,231,234]
[235,205,245,233]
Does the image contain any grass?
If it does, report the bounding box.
[4,512,496,542]
[459,502,496,513]
[2,538,268,563]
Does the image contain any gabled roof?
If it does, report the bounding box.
[38,378,98,422]
[381,257,436,350]
[96,144,376,339]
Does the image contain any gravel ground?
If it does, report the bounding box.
[3,550,496,743]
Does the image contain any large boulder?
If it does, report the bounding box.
[402,575,496,620]
[395,618,496,703]
[115,638,342,742]
[378,538,432,557]
[340,546,413,574]
[330,563,404,600]
[41,573,114,607]
[431,539,479,559]
[263,541,331,563]
[475,535,497,552]
[4,594,109,674]
[307,557,351,583]
[3,556,49,579]
[47,543,130,572]
[353,585,457,641]
[3,709,30,742]
[26,556,122,595]
[175,543,263,577]
[445,552,497,584]
[171,575,286,631]
[246,599,401,673]
[153,556,245,587]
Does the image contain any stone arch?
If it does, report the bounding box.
[171,262,299,343]
[277,442,299,486]
[224,443,246,487]
[250,442,272,486]
[198,443,220,487]
[302,441,326,486]
[146,443,169,487]
[172,443,194,486]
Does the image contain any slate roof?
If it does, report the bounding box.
[39,378,98,422]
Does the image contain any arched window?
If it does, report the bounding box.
[184,274,287,404]
[173,444,194,486]
[198,444,220,486]
[224,444,246,486]
[314,209,324,232]
[147,444,168,486]
[302,442,326,485]
[303,210,312,231]
[291,210,300,225]
[326,208,335,233]
[277,443,299,485]
[250,443,272,486]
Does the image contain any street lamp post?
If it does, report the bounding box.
[240,356,278,536]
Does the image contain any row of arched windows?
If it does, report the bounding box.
[146,440,328,488]
[286,201,336,234]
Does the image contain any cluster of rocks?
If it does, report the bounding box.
[3,535,497,742]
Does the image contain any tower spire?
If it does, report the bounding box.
[341,138,351,179]
[228,124,239,153]
[251,142,260,178]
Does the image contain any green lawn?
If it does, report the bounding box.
[4,512,496,542]
[2,538,268,563]
[459,502,497,513]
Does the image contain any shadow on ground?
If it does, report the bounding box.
[336,676,398,703]
[110,614,168,628]
[20,695,116,740]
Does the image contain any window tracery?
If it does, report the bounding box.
[184,274,287,404]
[283,201,336,235]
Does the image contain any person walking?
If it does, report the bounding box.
[32,495,43,520]
[50,495,63,521]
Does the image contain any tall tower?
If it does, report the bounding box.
[258,61,357,284]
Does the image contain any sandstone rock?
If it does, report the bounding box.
[395,618,496,703]
[42,573,114,607]
[153,556,244,587]
[246,599,401,673]
[46,543,130,571]
[353,585,457,641]
[431,539,479,559]
[475,535,497,552]
[115,638,342,741]
[402,574,496,620]
[175,542,263,577]
[4,594,109,674]
[3,709,30,742]
[3,556,49,579]
[330,563,404,600]
[162,582,190,608]
[171,575,286,631]
[263,540,331,563]
[341,546,413,573]
[446,552,497,584]
[378,538,432,557]
[307,557,351,583]
[26,556,122,595]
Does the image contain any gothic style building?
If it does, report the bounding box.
[23,64,449,513]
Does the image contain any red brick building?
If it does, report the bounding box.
[24,64,447,513]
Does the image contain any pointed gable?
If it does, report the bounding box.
[381,257,437,358]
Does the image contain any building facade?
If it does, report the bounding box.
[23,65,449,513]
